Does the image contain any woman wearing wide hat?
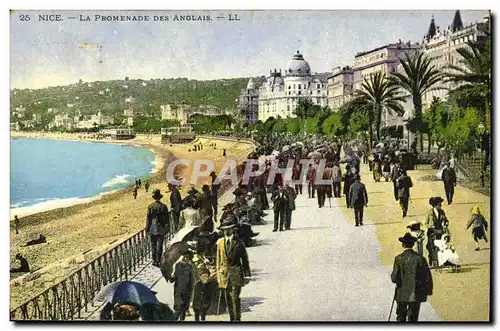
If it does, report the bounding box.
[425,196,449,266]
[407,221,425,256]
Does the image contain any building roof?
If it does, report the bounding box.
[426,15,437,40]
[451,10,464,32]
[354,42,419,58]
[286,50,311,76]
[247,78,256,89]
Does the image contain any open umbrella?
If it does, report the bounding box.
[159,241,190,281]
[168,225,199,247]
[94,281,159,306]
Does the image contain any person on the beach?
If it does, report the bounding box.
[22,234,47,247]
[133,187,138,200]
[466,206,489,251]
[138,179,142,188]
[145,182,150,192]
[14,215,19,234]
[10,253,30,273]
[146,189,170,267]
[223,148,226,157]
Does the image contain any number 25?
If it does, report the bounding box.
[20,14,30,21]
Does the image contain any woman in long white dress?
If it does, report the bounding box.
[434,233,460,267]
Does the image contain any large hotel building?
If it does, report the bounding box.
[238,10,490,127]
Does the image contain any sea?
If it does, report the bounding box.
[10,137,157,217]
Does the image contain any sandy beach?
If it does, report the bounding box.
[9,132,254,308]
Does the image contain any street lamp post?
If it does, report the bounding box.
[477,123,486,188]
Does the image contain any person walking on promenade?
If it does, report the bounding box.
[317,163,333,208]
[146,189,170,267]
[283,181,297,230]
[145,182,150,192]
[425,197,449,264]
[210,171,221,199]
[306,162,317,199]
[271,184,286,232]
[407,221,425,256]
[216,216,251,322]
[396,170,413,218]
[466,206,489,251]
[138,179,142,188]
[390,162,402,201]
[343,165,354,208]
[170,183,183,232]
[14,215,19,234]
[133,186,138,200]
[169,252,195,321]
[292,162,303,195]
[441,162,457,205]
[200,184,216,223]
[223,148,226,157]
[332,162,342,198]
[349,174,368,226]
[192,248,213,321]
[372,154,382,182]
[391,233,433,322]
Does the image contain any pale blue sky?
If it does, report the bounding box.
[10,10,486,89]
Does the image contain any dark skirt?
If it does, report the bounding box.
[473,227,486,241]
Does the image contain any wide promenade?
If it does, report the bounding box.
[152,187,440,321]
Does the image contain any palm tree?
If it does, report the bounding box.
[352,72,406,148]
[391,52,442,152]
[445,38,491,131]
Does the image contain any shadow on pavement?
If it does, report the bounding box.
[251,239,274,247]
[241,296,265,313]
[366,221,404,226]
[289,226,332,231]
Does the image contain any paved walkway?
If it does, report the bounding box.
[152,192,440,322]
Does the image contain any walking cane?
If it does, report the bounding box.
[216,289,223,315]
[388,287,397,322]
[328,197,332,208]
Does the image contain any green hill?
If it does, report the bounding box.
[10,77,255,127]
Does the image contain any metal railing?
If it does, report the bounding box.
[10,170,242,321]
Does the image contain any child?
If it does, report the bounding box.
[407,221,425,256]
[466,205,489,251]
[192,252,214,322]
[434,233,460,269]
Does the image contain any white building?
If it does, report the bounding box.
[257,51,329,122]
[421,10,490,108]
[124,108,135,117]
[32,113,42,123]
[52,114,75,130]
[237,77,260,124]
[160,104,219,125]
[327,66,354,110]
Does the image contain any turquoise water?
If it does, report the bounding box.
[10,138,156,210]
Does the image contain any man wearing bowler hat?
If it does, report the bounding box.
[169,183,182,232]
[216,215,251,322]
[391,233,433,322]
[146,189,170,267]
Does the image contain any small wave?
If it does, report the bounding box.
[102,174,131,188]
[10,196,97,218]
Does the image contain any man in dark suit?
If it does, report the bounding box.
[146,189,170,267]
[441,162,457,204]
[396,170,413,218]
[343,165,354,208]
[349,174,368,226]
[200,184,216,221]
[169,183,182,232]
[283,182,297,230]
[391,162,402,201]
[216,216,251,322]
[391,233,433,322]
[271,184,286,232]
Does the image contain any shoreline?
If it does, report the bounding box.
[10,132,166,219]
